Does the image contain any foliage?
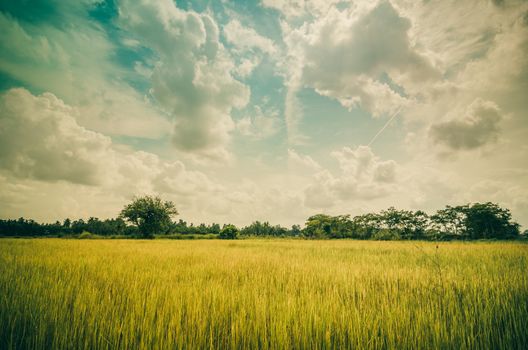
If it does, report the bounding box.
[219,224,239,239]
[161,233,218,240]
[304,214,354,238]
[240,221,290,237]
[167,219,221,235]
[430,205,467,236]
[464,202,520,239]
[78,231,97,239]
[371,228,401,240]
[119,196,178,238]
[0,201,521,241]
[301,202,520,240]
[352,213,381,239]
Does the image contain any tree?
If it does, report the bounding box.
[304,214,333,238]
[119,196,178,238]
[219,224,238,239]
[209,223,221,235]
[290,225,302,237]
[352,213,381,239]
[430,205,468,237]
[303,214,354,238]
[464,202,520,239]
[377,208,430,239]
[430,203,520,240]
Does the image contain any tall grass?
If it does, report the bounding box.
[0,239,527,349]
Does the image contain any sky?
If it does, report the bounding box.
[0,0,527,228]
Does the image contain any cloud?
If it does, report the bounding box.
[0,88,217,198]
[331,145,397,183]
[236,106,281,139]
[76,84,173,139]
[303,170,337,209]
[300,1,439,116]
[288,148,321,171]
[0,88,314,227]
[118,0,250,159]
[302,146,398,209]
[223,20,277,55]
[277,0,440,144]
[262,0,342,19]
[201,181,306,226]
[0,11,171,140]
[373,160,397,183]
[234,57,261,78]
[0,88,111,185]
[430,98,503,151]
[1,0,527,230]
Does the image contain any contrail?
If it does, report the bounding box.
[367,106,403,147]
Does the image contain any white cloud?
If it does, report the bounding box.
[288,148,321,171]
[431,98,503,151]
[118,0,250,159]
[0,88,308,227]
[373,160,397,183]
[234,57,261,78]
[1,0,527,230]
[0,11,171,140]
[331,145,397,183]
[223,20,277,55]
[300,1,439,116]
[302,146,398,209]
[76,84,173,139]
[0,88,218,212]
[394,0,526,79]
[0,88,112,185]
[262,0,342,19]
[304,170,337,209]
[236,106,281,139]
[278,21,308,144]
[276,0,440,144]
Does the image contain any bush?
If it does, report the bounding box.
[78,231,94,239]
[219,225,239,239]
[158,233,219,240]
[371,229,401,241]
[78,231,97,239]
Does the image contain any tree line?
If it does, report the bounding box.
[0,196,523,240]
[303,203,521,240]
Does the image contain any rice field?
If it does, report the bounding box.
[0,239,527,349]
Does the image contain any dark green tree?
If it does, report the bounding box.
[430,205,468,237]
[352,213,381,239]
[119,196,178,238]
[219,224,239,239]
[464,202,520,239]
[290,224,302,237]
[209,223,221,235]
[304,214,333,238]
[378,208,430,239]
[304,214,354,238]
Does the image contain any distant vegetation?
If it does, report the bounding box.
[0,196,522,240]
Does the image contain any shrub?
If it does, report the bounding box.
[371,229,401,241]
[219,225,239,239]
[78,231,96,239]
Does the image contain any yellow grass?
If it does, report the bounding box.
[0,239,527,349]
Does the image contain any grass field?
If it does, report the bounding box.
[0,239,527,349]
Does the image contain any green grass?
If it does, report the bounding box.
[0,239,527,349]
